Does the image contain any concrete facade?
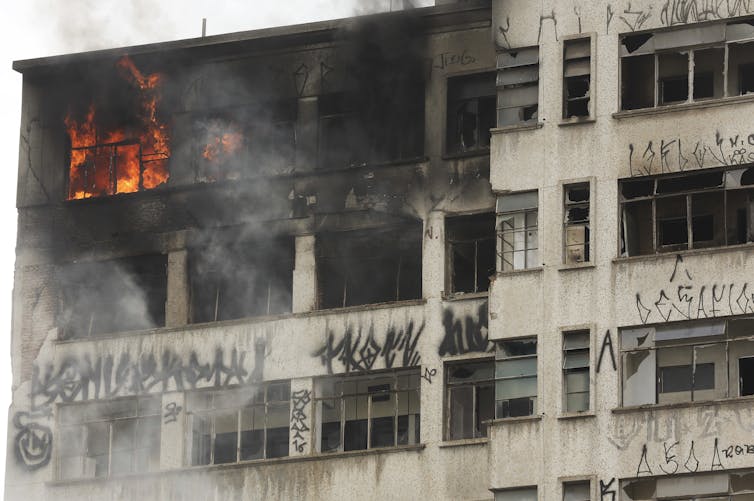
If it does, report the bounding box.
[6,0,754,500]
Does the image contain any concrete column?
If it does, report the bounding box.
[289,378,314,456]
[165,249,189,327]
[292,235,317,313]
[160,392,185,469]
[422,210,446,300]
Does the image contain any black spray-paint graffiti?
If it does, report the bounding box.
[432,49,476,71]
[537,10,559,44]
[421,367,437,384]
[635,255,754,324]
[607,0,752,32]
[315,320,424,374]
[31,347,250,411]
[600,478,617,501]
[439,301,492,357]
[597,330,617,373]
[13,411,52,471]
[163,402,182,424]
[629,131,754,176]
[637,438,725,477]
[290,389,311,454]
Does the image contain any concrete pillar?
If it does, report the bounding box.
[292,235,317,313]
[289,378,314,456]
[423,210,446,299]
[165,249,189,327]
[160,392,185,469]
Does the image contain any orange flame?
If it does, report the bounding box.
[66,56,170,200]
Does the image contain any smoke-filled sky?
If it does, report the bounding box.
[0,0,434,494]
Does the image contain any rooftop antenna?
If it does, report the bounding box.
[202,18,207,37]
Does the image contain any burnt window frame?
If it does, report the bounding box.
[496,46,540,128]
[445,212,496,295]
[444,358,495,441]
[562,35,594,120]
[57,396,161,480]
[187,381,291,466]
[315,224,423,310]
[314,368,421,453]
[495,337,538,419]
[188,233,295,324]
[620,317,754,407]
[619,19,754,111]
[619,166,754,257]
[58,254,168,340]
[445,71,497,155]
[563,181,592,265]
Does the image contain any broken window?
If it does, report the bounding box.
[563,330,590,413]
[563,480,591,501]
[494,486,538,501]
[446,213,496,294]
[620,167,754,257]
[446,73,496,154]
[189,382,291,465]
[315,369,420,453]
[621,318,754,406]
[563,37,592,118]
[563,183,590,264]
[497,46,539,127]
[495,338,538,418]
[497,191,539,271]
[58,254,167,339]
[189,233,294,323]
[621,470,754,500]
[620,21,754,110]
[445,359,494,440]
[58,397,161,480]
[316,224,422,309]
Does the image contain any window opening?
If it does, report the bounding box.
[564,183,590,264]
[445,359,494,440]
[495,338,538,418]
[497,191,539,271]
[563,480,591,501]
[446,213,496,294]
[621,469,754,500]
[563,37,592,118]
[563,331,590,413]
[494,486,538,501]
[497,47,539,126]
[446,73,496,154]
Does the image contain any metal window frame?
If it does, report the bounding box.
[444,358,495,440]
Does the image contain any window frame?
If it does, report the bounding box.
[497,191,539,272]
[314,368,421,453]
[562,180,592,265]
[562,34,595,120]
[620,468,754,500]
[445,211,497,295]
[496,46,540,128]
[561,477,594,501]
[492,485,539,501]
[562,329,592,414]
[445,71,497,155]
[186,381,292,466]
[444,357,495,441]
[495,337,538,419]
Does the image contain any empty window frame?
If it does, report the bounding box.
[315,369,420,453]
[494,486,538,501]
[620,166,754,257]
[497,47,539,126]
[563,480,591,501]
[446,72,496,154]
[445,359,495,440]
[188,382,291,466]
[189,234,294,323]
[621,317,754,406]
[621,469,754,500]
[564,183,591,264]
[620,20,754,110]
[446,213,496,294]
[58,254,167,339]
[495,337,538,418]
[497,191,539,271]
[58,397,161,480]
[563,37,592,118]
[563,330,590,413]
[316,224,422,309]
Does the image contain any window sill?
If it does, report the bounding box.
[557,262,595,272]
[613,394,754,415]
[558,117,596,127]
[442,149,490,161]
[491,122,544,135]
[613,242,754,265]
[438,437,489,448]
[557,411,596,420]
[442,291,489,302]
[496,266,543,278]
[489,414,543,426]
[612,93,754,120]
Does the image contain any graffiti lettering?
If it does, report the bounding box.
[600,478,617,501]
[421,367,437,384]
[290,389,311,454]
[597,330,617,372]
[439,302,492,357]
[13,411,52,471]
[433,49,476,70]
[163,402,182,424]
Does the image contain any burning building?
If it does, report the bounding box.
[7,0,754,499]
